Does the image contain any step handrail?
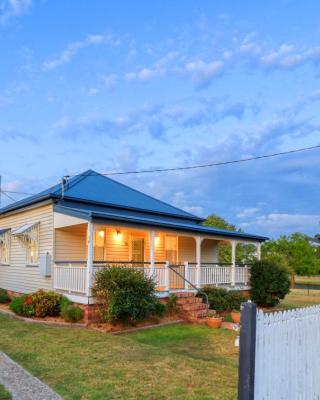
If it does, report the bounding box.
[168,264,209,316]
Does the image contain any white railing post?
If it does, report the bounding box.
[86,221,94,297]
[231,240,236,286]
[149,231,155,276]
[184,261,189,289]
[165,261,170,291]
[195,236,201,288]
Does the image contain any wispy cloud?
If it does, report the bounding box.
[184,60,224,88]
[0,0,32,23]
[43,34,119,70]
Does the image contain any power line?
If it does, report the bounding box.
[1,191,16,202]
[1,143,319,200]
[65,143,320,178]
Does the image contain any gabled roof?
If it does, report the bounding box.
[0,170,202,221]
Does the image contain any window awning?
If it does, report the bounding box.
[0,228,10,244]
[0,228,10,236]
[12,223,39,240]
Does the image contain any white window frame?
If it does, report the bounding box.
[25,224,40,266]
[0,230,10,265]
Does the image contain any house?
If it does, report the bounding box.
[0,170,268,308]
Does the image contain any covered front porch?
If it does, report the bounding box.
[52,213,261,303]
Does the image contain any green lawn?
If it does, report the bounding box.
[0,315,238,400]
[0,384,11,400]
[294,275,320,286]
[280,288,320,309]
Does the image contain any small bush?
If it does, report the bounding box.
[153,302,166,318]
[250,259,290,307]
[0,289,10,303]
[93,266,161,323]
[201,287,245,312]
[166,293,178,314]
[10,295,35,317]
[61,304,84,322]
[31,290,62,317]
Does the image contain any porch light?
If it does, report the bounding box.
[155,236,160,245]
[98,230,105,238]
[114,230,122,242]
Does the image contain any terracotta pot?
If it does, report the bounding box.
[207,316,223,328]
[231,311,241,324]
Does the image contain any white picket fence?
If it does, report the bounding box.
[254,306,320,400]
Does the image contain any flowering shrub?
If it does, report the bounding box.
[9,290,72,318]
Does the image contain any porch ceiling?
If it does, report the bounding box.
[54,201,268,242]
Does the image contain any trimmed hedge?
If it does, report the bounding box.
[201,287,245,312]
[93,266,164,323]
[250,259,290,307]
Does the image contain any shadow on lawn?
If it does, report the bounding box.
[129,323,238,365]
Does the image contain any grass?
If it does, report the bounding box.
[294,275,320,286]
[279,288,320,310]
[0,315,238,400]
[0,384,11,400]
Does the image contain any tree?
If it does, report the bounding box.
[203,214,256,264]
[262,233,320,276]
[250,259,290,307]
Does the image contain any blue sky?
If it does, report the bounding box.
[0,0,320,238]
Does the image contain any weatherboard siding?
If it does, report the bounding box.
[55,223,87,261]
[0,204,54,293]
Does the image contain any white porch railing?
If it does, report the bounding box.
[53,261,251,295]
[53,263,87,294]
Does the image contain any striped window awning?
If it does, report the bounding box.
[0,229,10,244]
[12,223,39,240]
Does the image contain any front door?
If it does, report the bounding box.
[131,237,145,265]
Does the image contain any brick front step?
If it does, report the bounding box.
[174,292,208,323]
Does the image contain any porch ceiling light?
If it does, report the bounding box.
[98,230,105,238]
[115,230,122,241]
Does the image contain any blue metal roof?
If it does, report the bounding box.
[54,201,268,242]
[0,170,201,221]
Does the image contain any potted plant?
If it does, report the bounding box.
[207,311,223,328]
[231,309,241,324]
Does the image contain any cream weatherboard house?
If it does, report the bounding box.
[0,170,267,306]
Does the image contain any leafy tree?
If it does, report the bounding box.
[250,259,290,307]
[262,233,320,275]
[203,214,256,264]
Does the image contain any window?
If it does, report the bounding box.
[165,236,178,264]
[94,229,106,261]
[26,224,40,265]
[0,230,10,264]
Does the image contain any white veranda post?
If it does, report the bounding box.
[86,221,94,297]
[195,236,202,287]
[231,240,236,286]
[149,231,156,275]
[256,242,261,260]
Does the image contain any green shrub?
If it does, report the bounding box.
[0,288,10,303]
[10,295,35,317]
[166,293,178,314]
[201,287,245,312]
[153,302,166,318]
[93,266,161,323]
[250,259,290,307]
[9,290,71,318]
[31,290,62,317]
[61,304,84,322]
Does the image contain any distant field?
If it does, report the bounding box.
[295,276,320,286]
[280,288,320,310]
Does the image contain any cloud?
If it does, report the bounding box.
[240,213,320,237]
[237,207,260,218]
[0,128,36,142]
[0,0,32,23]
[125,67,165,82]
[43,34,117,70]
[103,74,117,89]
[184,60,224,88]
